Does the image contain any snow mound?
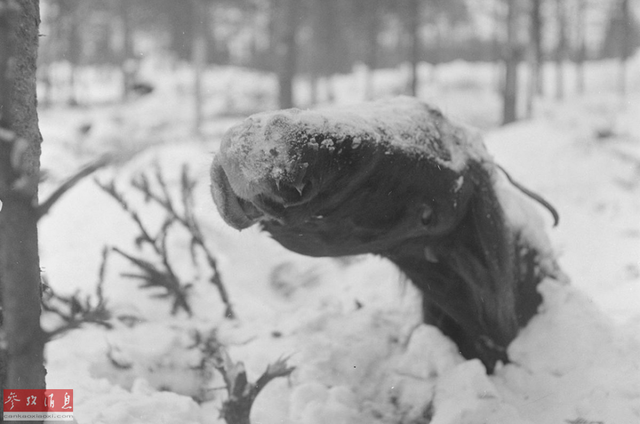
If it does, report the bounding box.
[252,279,640,424]
[38,64,639,424]
[45,327,203,424]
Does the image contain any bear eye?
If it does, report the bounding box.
[421,205,434,226]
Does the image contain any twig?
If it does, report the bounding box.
[212,347,294,424]
[112,246,193,316]
[37,154,113,219]
[97,178,195,315]
[97,164,235,318]
[95,179,162,252]
[42,247,113,341]
[130,163,235,318]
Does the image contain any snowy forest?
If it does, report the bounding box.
[0,0,639,423]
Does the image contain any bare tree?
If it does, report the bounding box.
[575,0,587,94]
[363,0,380,99]
[554,0,567,100]
[274,0,300,109]
[503,0,519,124]
[490,0,507,91]
[192,0,208,135]
[63,0,82,105]
[308,0,342,104]
[407,0,421,96]
[619,0,631,97]
[0,0,46,402]
[526,0,544,117]
[530,0,544,96]
[119,0,135,101]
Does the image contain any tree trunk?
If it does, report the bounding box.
[192,0,207,135]
[275,0,299,109]
[431,20,442,84]
[492,0,503,92]
[168,0,195,61]
[526,0,544,118]
[363,0,379,100]
[619,0,630,97]
[503,0,519,125]
[0,0,46,406]
[120,0,134,101]
[66,2,81,106]
[555,0,566,100]
[309,73,319,105]
[311,0,342,79]
[575,0,586,94]
[531,0,544,94]
[407,0,421,96]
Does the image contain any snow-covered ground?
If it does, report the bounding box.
[37,59,640,423]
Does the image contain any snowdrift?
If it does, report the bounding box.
[38,72,640,423]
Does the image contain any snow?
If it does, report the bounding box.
[37,59,640,423]
[219,96,489,196]
[493,171,558,267]
[485,104,640,324]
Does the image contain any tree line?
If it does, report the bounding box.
[39,0,639,123]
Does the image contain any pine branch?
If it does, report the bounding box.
[211,347,295,424]
[253,356,294,395]
[112,246,193,316]
[95,179,160,252]
[96,178,195,315]
[42,247,113,341]
[129,163,235,318]
[97,164,234,318]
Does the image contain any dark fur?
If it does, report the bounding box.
[211,98,560,372]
